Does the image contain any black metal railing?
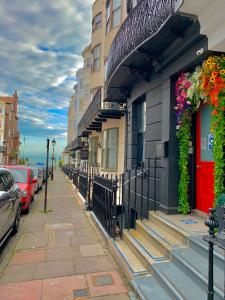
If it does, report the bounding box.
[78,87,126,136]
[106,0,180,84]
[63,157,161,239]
[79,170,88,200]
[122,157,161,231]
[72,169,79,188]
[78,89,101,136]
[92,175,118,238]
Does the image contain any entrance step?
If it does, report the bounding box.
[131,275,174,300]
[148,212,189,244]
[188,235,225,270]
[136,219,184,257]
[171,246,224,299]
[151,260,223,300]
[108,211,224,299]
[123,229,168,269]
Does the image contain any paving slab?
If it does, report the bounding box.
[33,259,76,279]
[9,249,46,265]
[0,280,42,300]
[42,275,87,300]
[74,256,115,274]
[79,244,105,257]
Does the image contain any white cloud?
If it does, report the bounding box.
[0,0,92,145]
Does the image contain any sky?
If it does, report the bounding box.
[0,0,93,163]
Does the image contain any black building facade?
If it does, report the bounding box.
[105,0,221,220]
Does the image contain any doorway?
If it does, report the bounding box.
[196,106,214,213]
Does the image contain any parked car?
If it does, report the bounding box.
[0,168,21,247]
[29,166,44,193]
[5,166,37,213]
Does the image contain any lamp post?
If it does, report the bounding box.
[44,139,50,213]
[51,139,56,180]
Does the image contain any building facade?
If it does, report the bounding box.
[77,0,127,176]
[0,91,20,164]
[106,0,225,217]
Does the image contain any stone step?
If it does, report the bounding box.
[171,247,224,299]
[115,239,149,275]
[136,220,185,258]
[123,230,167,270]
[148,212,188,244]
[151,261,218,300]
[142,219,184,247]
[188,235,224,270]
[131,275,174,300]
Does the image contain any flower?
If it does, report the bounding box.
[210,77,215,83]
[212,71,218,77]
[212,109,218,116]
[186,101,191,105]
[219,70,225,75]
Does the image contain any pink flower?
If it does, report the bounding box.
[181,90,187,98]
[186,101,191,105]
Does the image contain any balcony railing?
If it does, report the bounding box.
[78,87,126,136]
[106,0,181,85]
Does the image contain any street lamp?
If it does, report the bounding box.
[51,139,56,180]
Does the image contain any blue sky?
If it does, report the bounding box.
[0,0,93,162]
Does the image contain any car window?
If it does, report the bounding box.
[4,173,13,191]
[9,169,27,183]
[0,174,5,191]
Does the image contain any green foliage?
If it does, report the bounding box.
[176,112,191,214]
[213,93,225,205]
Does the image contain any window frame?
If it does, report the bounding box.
[112,0,121,29]
[101,127,119,171]
[92,44,101,72]
[134,98,146,167]
[89,137,98,166]
[92,12,102,32]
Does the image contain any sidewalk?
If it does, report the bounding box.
[0,170,130,300]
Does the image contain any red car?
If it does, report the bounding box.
[5,166,37,213]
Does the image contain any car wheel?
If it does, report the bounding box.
[12,206,21,234]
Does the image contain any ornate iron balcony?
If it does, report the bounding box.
[78,87,126,136]
[106,0,181,85]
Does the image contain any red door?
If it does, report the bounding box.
[196,106,214,213]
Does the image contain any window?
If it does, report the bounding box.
[112,0,121,28]
[9,169,27,183]
[101,128,118,170]
[85,57,91,69]
[0,175,5,191]
[4,173,13,191]
[93,13,102,31]
[89,137,98,165]
[92,44,101,72]
[136,100,146,166]
[106,1,111,33]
